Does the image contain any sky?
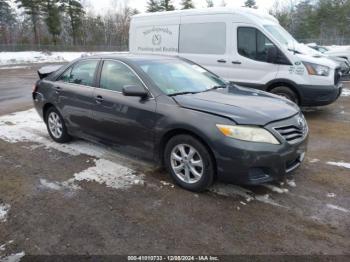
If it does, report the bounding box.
[85,0,287,14]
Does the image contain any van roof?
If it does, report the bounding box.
[132,7,278,24]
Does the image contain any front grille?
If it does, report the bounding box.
[275,125,304,143]
[334,68,341,85]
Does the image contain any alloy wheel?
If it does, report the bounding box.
[170,144,204,184]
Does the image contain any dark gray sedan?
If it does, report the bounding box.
[33,54,308,191]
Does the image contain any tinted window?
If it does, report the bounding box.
[238,27,276,63]
[58,67,72,82]
[59,60,98,86]
[179,23,226,54]
[100,60,143,92]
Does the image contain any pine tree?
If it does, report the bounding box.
[147,0,162,12]
[206,0,214,8]
[15,0,43,44]
[244,0,257,8]
[160,0,175,11]
[42,0,62,45]
[60,0,85,45]
[0,0,16,44]
[181,0,194,10]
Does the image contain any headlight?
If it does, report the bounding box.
[302,61,330,76]
[216,125,280,144]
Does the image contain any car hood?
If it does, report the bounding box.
[173,86,299,126]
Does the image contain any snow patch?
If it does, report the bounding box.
[309,158,320,163]
[326,193,336,198]
[0,66,31,70]
[326,204,349,213]
[286,179,296,187]
[0,251,25,262]
[0,51,123,65]
[73,159,143,189]
[255,194,287,208]
[326,161,350,169]
[39,160,144,192]
[341,88,350,97]
[262,184,289,194]
[0,204,10,222]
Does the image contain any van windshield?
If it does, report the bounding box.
[264,24,298,50]
[136,59,226,96]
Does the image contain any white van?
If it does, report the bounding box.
[129,7,343,106]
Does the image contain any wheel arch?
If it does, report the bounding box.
[158,128,217,175]
[266,79,301,103]
[42,103,55,122]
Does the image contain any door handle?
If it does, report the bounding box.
[96,95,104,104]
[217,59,227,63]
[232,61,242,64]
[54,86,61,94]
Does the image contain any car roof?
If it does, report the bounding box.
[82,53,180,63]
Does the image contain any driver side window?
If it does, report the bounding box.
[238,27,276,63]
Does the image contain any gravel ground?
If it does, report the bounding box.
[0,64,349,258]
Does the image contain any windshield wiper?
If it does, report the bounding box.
[168,91,200,97]
[204,84,227,92]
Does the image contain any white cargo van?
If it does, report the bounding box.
[129,7,343,106]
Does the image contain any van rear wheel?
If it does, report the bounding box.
[270,86,299,105]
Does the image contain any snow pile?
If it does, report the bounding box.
[341,88,350,97]
[74,159,144,189]
[327,161,350,169]
[0,51,124,65]
[0,251,25,262]
[0,204,10,222]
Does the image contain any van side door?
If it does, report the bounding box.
[228,24,279,87]
[179,15,230,79]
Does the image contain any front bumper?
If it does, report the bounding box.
[213,114,309,185]
[299,83,342,106]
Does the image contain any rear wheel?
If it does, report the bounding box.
[164,135,215,192]
[45,107,71,143]
[270,86,299,105]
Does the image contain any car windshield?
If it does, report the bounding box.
[136,59,226,96]
[264,24,298,50]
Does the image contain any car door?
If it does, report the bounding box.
[91,59,157,159]
[178,15,231,79]
[228,24,279,86]
[54,59,100,133]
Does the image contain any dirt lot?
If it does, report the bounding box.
[0,64,349,259]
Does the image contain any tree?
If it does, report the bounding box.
[244,0,257,8]
[0,0,16,44]
[206,0,214,7]
[42,0,62,44]
[15,0,43,44]
[181,0,194,9]
[60,0,85,45]
[160,0,175,11]
[146,0,162,12]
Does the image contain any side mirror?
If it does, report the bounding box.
[267,45,278,63]
[122,85,148,98]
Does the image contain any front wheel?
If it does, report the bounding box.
[164,135,215,192]
[270,86,299,105]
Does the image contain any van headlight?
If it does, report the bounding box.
[302,61,330,76]
[216,125,280,144]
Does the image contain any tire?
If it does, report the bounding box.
[45,107,71,143]
[164,135,215,192]
[270,86,299,105]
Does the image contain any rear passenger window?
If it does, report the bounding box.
[70,60,98,86]
[99,60,143,92]
[179,23,226,55]
[238,27,276,63]
[58,60,98,86]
